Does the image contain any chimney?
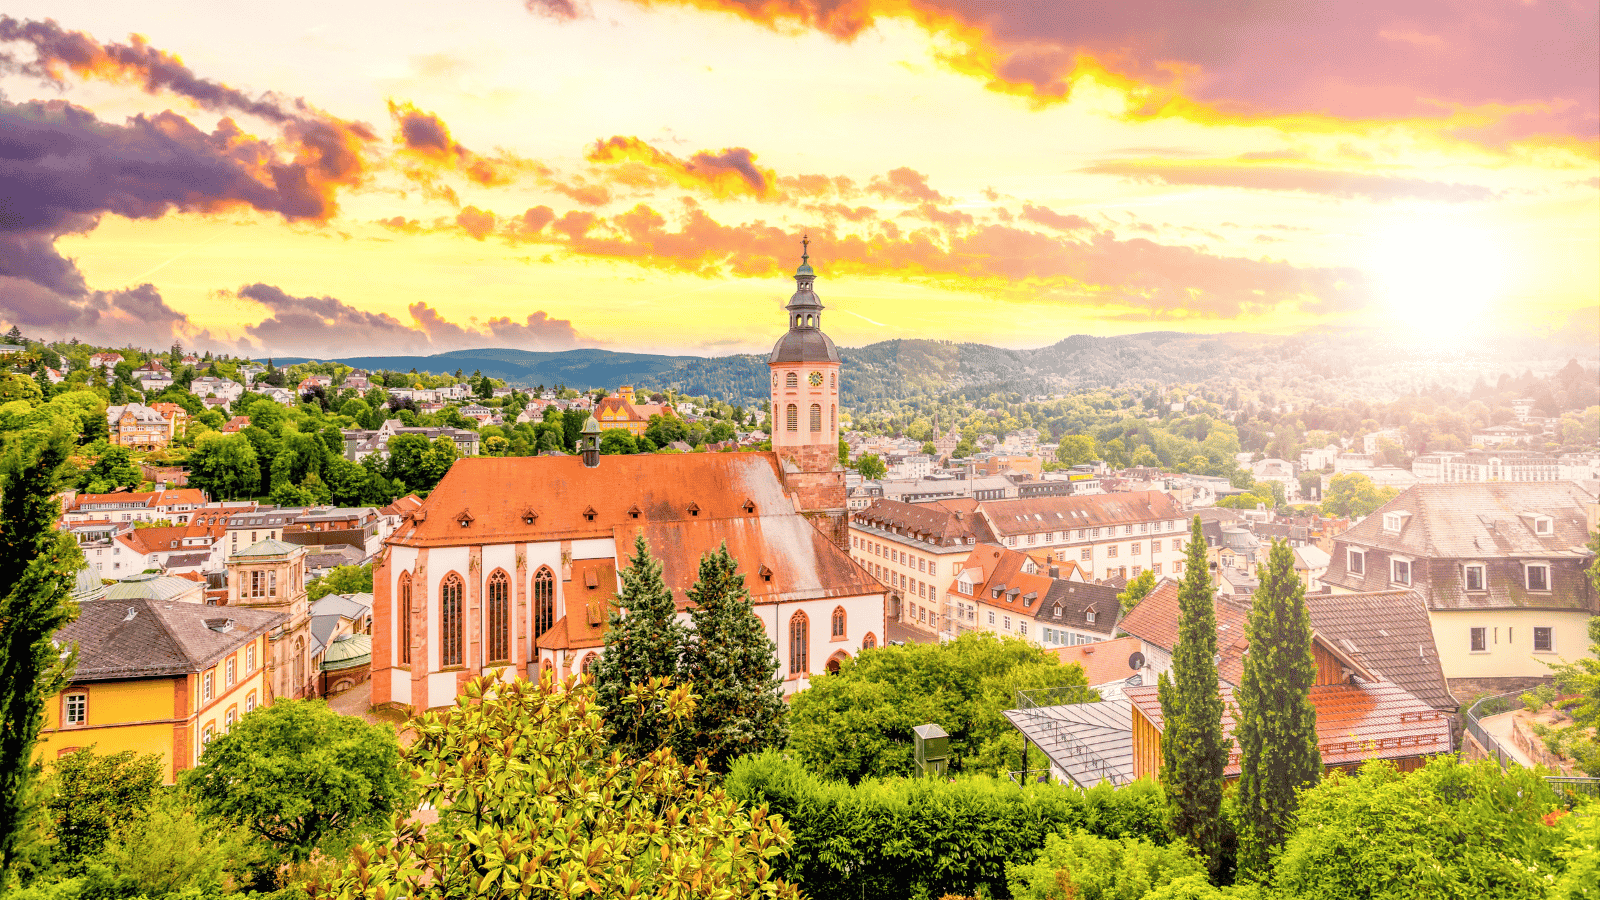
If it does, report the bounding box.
[1049,564,1059,579]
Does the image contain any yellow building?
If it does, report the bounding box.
[38,583,286,783]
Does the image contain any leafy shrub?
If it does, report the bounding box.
[1006,830,1203,900]
[1270,757,1565,900]
[726,750,1169,900]
[1523,683,1558,714]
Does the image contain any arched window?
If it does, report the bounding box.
[293,637,305,697]
[533,567,555,640]
[830,404,836,431]
[786,404,798,432]
[580,652,599,676]
[826,650,848,674]
[862,632,877,649]
[831,606,846,637]
[789,611,809,675]
[398,571,412,665]
[785,371,798,389]
[809,404,822,432]
[440,572,464,668]
[486,569,510,664]
[830,372,836,389]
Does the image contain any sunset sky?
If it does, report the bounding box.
[2,1,1596,359]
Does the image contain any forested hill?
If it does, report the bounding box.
[284,331,1564,407]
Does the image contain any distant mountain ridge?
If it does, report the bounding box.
[276,330,1562,406]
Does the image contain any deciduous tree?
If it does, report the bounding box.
[1156,516,1230,879]
[1235,540,1320,877]
[183,699,410,862]
[1118,569,1157,614]
[856,453,887,480]
[186,432,260,500]
[43,748,163,874]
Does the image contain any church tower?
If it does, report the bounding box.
[769,237,847,541]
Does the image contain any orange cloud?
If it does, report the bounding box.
[388,100,543,189]
[585,135,779,199]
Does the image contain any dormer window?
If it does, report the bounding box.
[1464,564,1486,592]
[457,510,474,528]
[1086,608,1096,624]
[1347,549,1365,575]
[686,502,700,517]
[1533,516,1552,535]
[759,565,773,582]
[582,506,598,522]
[1526,563,1550,592]
[1391,557,1411,586]
[628,505,641,520]
[1382,512,1409,533]
[743,500,756,514]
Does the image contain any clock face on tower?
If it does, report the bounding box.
[808,371,824,386]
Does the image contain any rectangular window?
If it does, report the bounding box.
[1464,565,1485,592]
[1027,534,1036,545]
[919,558,927,573]
[1470,627,1487,652]
[1391,559,1411,586]
[1175,560,1184,572]
[1153,563,1163,575]
[1348,550,1365,575]
[246,692,256,713]
[1003,616,1011,630]
[64,692,87,726]
[247,643,256,671]
[268,571,277,596]
[1131,542,1141,554]
[1107,545,1118,558]
[1131,566,1142,576]
[1152,540,1161,553]
[1019,621,1028,636]
[1527,565,1549,591]
[225,708,236,731]
[203,671,214,703]
[1081,549,1092,561]
[1534,627,1553,652]
[929,561,937,576]
[225,658,236,688]
[988,611,995,625]
[1124,525,1132,535]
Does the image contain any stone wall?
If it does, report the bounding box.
[1448,675,1552,706]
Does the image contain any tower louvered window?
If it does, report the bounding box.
[440,573,464,668]
[786,404,798,432]
[487,569,510,664]
[786,371,798,389]
[809,403,822,432]
[534,567,555,639]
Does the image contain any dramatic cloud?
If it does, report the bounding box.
[612,1,1598,145]
[430,199,1372,318]
[238,283,583,356]
[585,136,778,199]
[1082,157,1499,202]
[388,101,541,197]
[866,167,945,203]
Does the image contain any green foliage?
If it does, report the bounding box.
[599,427,637,454]
[0,374,43,405]
[0,420,83,885]
[1550,803,1600,900]
[1157,517,1230,879]
[1542,615,1600,774]
[77,446,140,495]
[182,699,410,862]
[1118,569,1156,614]
[312,672,800,900]
[594,535,690,757]
[41,748,163,875]
[856,453,887,480]
[78,792,273,897]
[1056,434,1097,466]
[726,750,1170,900]
[307,563,374,602]
[677,543,787,772]
[1270,758,1566,900]
[1006,830,1204,900]
[1234,540,1320,877]
[1320,473,1399,519]
[186,432,260,501]
[787,632,1093,783]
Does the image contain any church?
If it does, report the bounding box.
[371,244,889,711]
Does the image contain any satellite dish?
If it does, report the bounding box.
[1128,651,1146,670]
[1213,653,1222,666]
[1125,673,1144,687]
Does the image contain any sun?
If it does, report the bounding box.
[1366,219,1509,337]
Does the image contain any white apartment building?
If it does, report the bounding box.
[976,491,1191,584]
[1413,451,1561,484]
[848,498,991,638]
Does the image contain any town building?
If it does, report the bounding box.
[850,498,994,638]
[1412,450,1561,484]
[976,491,1190,583]
[593,385,677,437]
[1322,482,1599,696]
[950,544,1120,648]
[371,245,883,711]
[61,487,210,526]
[106,402,184,450]
[341,420,480,462]
[38,570,282,782]
[224,540,319,701]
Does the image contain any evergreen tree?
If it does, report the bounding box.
[1155,516,1230,879]
[594,534,689,757]
[0,422,83,884]
[1236,539,1321,877]
[677,542,787,772]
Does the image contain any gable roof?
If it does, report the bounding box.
[57,599,285,682]
[1335,482,1594,559]
[535,558,618,651]
[1038,579,1121,637]
[394,453,801,547]
[1116,579,1251,686]
[1306,590,1455,711]
[852,497,995,547]
[1052,636,1148,686]
[979,491,1185,538]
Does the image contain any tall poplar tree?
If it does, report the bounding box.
[1235,539,1321,877]
[0,422,83,883]
[594,534,689,757]
[1156,516,1230,879]
[678,543,787,772]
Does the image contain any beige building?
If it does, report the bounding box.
[1322,482,1598,697]
[224,540,318,701]
[849,498,992,639]
[977,491,1191,584]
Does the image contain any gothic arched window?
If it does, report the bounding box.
[786,404,798,432]
[809,404,822,432]
[789,611,809,675]
[831,606,846,637]
[486,569,510,664]
[862,632,877,649]
[534,567,555,640]
[398,571,412,665]
[440,572,464,668]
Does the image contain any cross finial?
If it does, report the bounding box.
[801,233,809,265]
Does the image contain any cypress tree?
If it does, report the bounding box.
[678,543,787,772]
[1235,539,1321,877]
[1156,515,1230,879]
[594,533,688,757]
[0,421,83,884]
